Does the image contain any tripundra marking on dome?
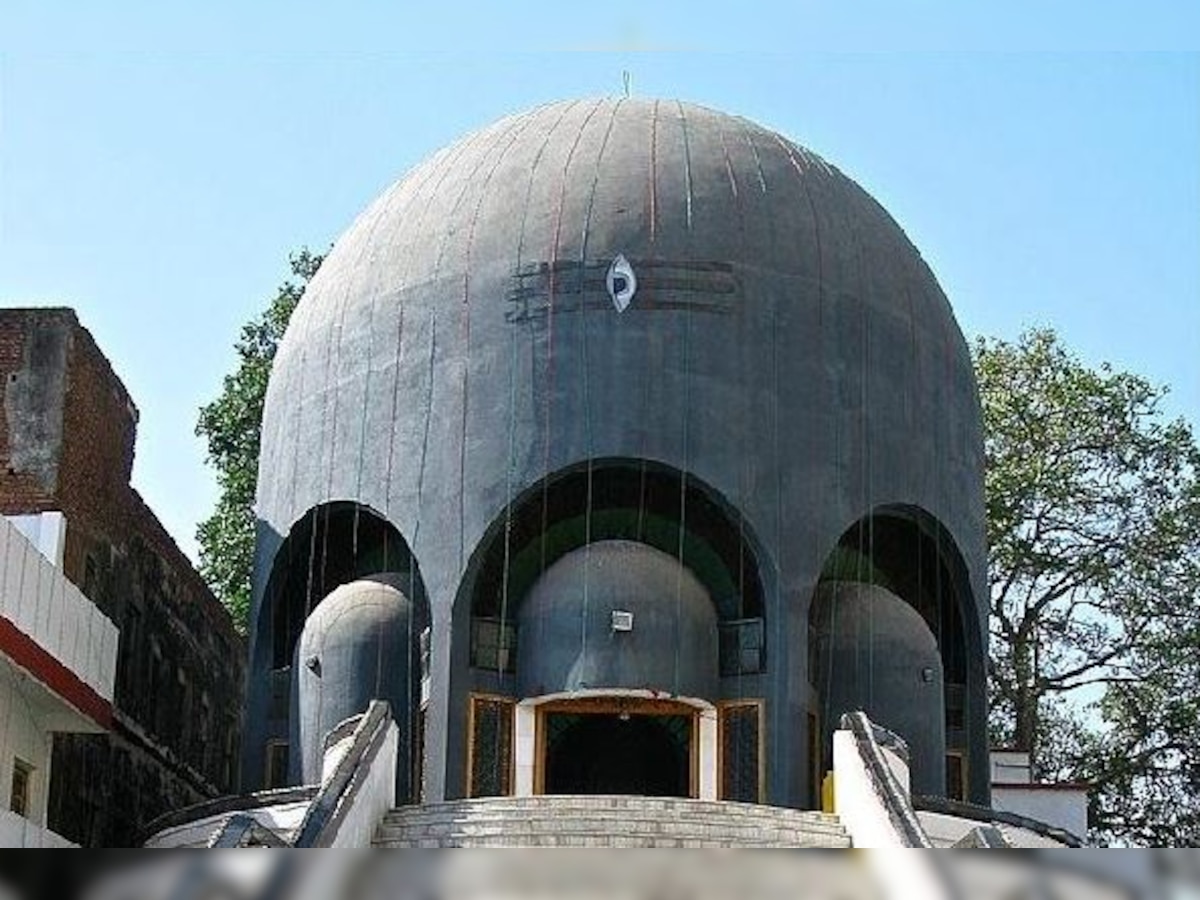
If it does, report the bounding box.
[504,258,737,324]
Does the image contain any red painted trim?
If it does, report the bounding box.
[0,615,113,729]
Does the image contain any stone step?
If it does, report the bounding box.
[382,816,847,833]
[379,814,848,837]
[378,834,851,848]
[380,796,842,822]
[374,796,850,848]
[381,816,844,835]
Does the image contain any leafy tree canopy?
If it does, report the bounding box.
[195,249,322,632]
[975,327,1200,845]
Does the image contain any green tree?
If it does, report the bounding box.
[196,249,323,632]
[975,327,1200,845]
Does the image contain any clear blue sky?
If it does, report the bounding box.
[2,4,1198,562]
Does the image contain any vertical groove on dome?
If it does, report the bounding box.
[736,116,769,194]
[575,97,625,489]
[401,123,500,555]
[578,98,624,265]
[400,116,496,287]
[715,112,740,199]
[360,132,490,514]
[456,108,545,574]
[329,156,412,506]
[648,99,660,245]
[676,101,695,233]
[512,100,581,269]
[540,99,608,500]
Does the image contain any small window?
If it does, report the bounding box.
[268,666,292,720]
[470,618,517,672]
[265,741,290,789]
[10,759,33,818]
[221,722,237,789]
[719,618,765,676]
[177,669,192,755]
[198,693,213,775]
[117,604,142,706]
[82,554,100,600]
[944,683,966,730]
[719,701,763,803]
[467,695,514,798]
[946,751,967,802]
[807,710,823,807]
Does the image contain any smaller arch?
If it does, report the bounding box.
[467,458,766,626]
[248,501,430,794]
[808,504,985,803]
[260,501,429,673]
[814,504,976,688]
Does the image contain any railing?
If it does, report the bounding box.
[0,515,119,710]
[292,699,397,848]
[839,711,933,848]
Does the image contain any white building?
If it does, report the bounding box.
[0,513,118,846]
[990,748,1090,841]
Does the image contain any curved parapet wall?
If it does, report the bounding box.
[248,97,988,806]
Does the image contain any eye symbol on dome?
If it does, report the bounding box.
[605,254,637,313]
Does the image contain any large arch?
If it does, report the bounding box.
[443,458,773,800]
[244,501,430,793]
[807,504,988,804]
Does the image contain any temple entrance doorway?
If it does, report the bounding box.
[534,698,698,798]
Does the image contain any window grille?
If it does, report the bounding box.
[468,695,514,797]
[719,617,765,676]
[470,618,517,673]
[719,701,762,803]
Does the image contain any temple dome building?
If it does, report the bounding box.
[244,97,988,812]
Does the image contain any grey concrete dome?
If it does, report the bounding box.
[257,98,981,543]
[271,97,959,355]
[248,97,988,806]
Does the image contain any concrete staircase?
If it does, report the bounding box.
[373,796,850,848]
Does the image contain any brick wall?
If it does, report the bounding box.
[0,309,72,513]
[55,312,137,584]
[0,308,245,846]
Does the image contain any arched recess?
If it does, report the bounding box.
[807,504,985,803]
[252,501,430,793]
[445,458,770,799]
